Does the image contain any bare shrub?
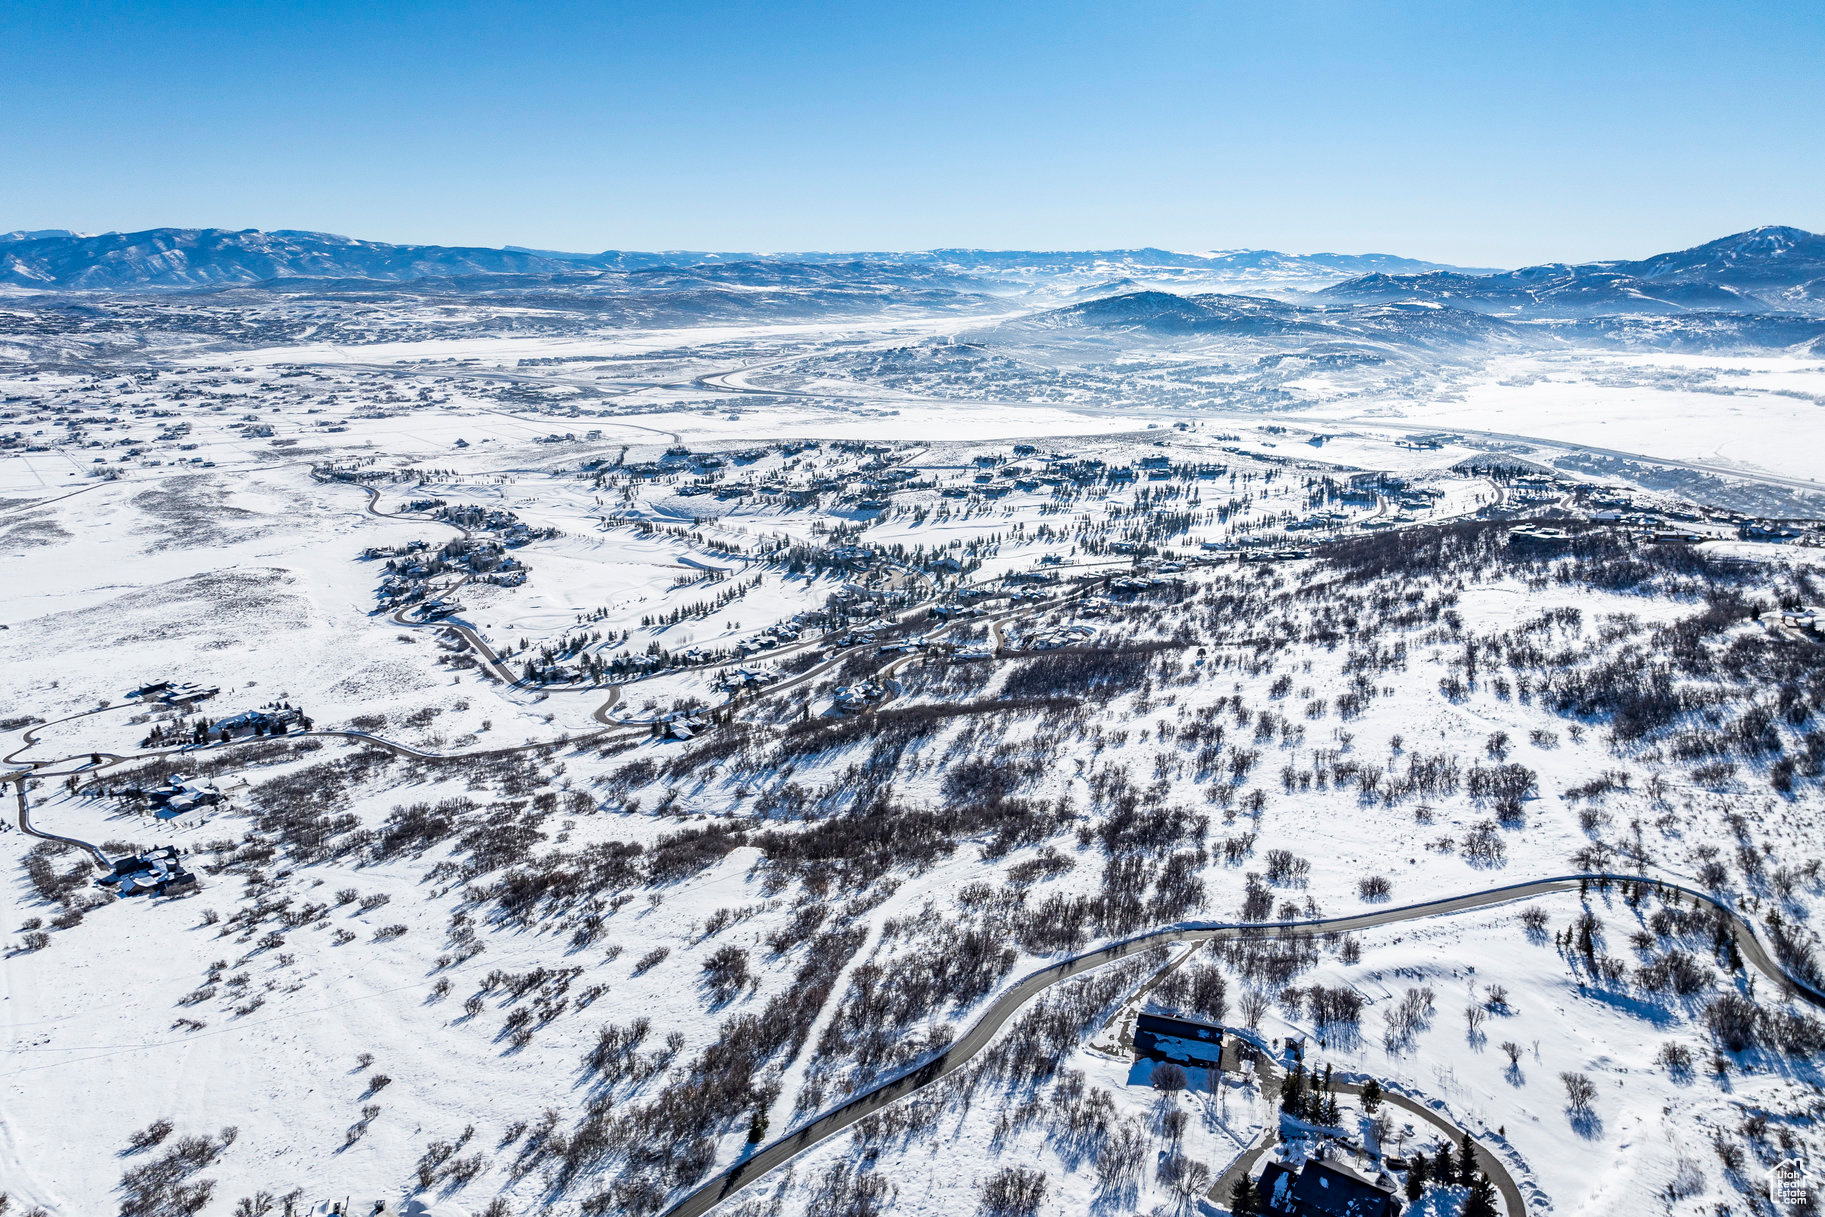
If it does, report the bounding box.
[1094,1121,1146,1192]
[1184,963,1228,1021]
[117,1129,227,1217]
[1382,986,1436,1046]
[701,945,751,1002]
[1308,985,1364,1029]
[1150,1062,1188,1093]
[127,1119,175,1151]
[1657,1041,1694,1080]
[979,1165,1047,1216]
[1462,822,1506,866]
[1263,849,1311,885]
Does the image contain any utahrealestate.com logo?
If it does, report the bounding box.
[1772,1158,1808,1208]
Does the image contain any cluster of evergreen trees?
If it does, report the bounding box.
[1277,1059,1343,1127]
[140,717,212,748]
[640,574,762,627]
[1398,1130,1501,1216]
[1223,1064,1500,1217]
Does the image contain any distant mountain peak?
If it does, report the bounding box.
[1,228,85,243]
[1322,225,1825,317]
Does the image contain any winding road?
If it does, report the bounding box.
[660,873,1824,1217]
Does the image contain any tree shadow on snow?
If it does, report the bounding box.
[1567,1108,1604,1140]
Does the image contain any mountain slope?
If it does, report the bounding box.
[1322,226,1825,316]
[1612,224,1825,287]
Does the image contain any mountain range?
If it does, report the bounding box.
[0,227,1478,292]
[4,224,1822,353]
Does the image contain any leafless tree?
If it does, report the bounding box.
[1560,1071,1597,1113]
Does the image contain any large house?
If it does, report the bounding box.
[95,847,198,898]
[1133,1013,1225,1070]
[1257,1154,1403,1217]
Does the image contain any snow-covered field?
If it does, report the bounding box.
[3,288,1824,1217]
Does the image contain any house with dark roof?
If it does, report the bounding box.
[1133,1013,1225,1069]
[1258,1155,1402,1217]
[94,847,198,898]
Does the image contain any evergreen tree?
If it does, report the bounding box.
[1229,1174,1263,1217]
[1359,1077,1383,1113]
[1462,1170,1500,1217]
[1459,1130,1479,1184]
[1280,1062,1307,1115]
[1433,1142,1454,1185]
[1404,1155,1430,1203]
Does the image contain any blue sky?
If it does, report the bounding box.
[5,1,1822,266]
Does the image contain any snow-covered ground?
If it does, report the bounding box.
[3,292,1824,1217]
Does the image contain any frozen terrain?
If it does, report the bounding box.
[3,228,1824,1217]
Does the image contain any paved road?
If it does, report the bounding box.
[0,514,1114,867]
[6,774,109,867]
[1202,1053,1526,1217]
[659,873,1824,1217]
[15,467,1813,1215]
[0,563,1100,789]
